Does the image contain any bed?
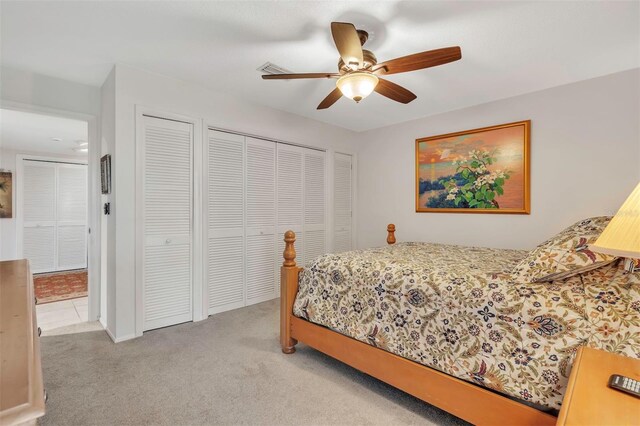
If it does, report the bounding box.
[279,223,640,425]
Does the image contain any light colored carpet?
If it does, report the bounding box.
[39,299,468,425]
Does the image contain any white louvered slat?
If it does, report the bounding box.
[304,229,325,265]
[277,145,303,227]
[246,137,276,306]
[144,244,191,323]
[304,151,325,226]
[207,130,246,314]
[208,236,244,313]
[276,144,305,283]
[23,162,56,223]
[57,225,87,269]
[22,161,57,273]
[142,116,193,331]
[208,131,244,230]
[57,164,87,269]
[57,164,87,222]
[23,226,55,273]
[246,138,276,229]
[246,233,276,304]
[334,152,352,253]
[303,150,326,265]
[144,124,192,237]
[22,161,88,273]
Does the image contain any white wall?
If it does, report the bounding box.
[0,148,86,260]
[105,64,359,341]
[1,66,100,116]
[100,68,116,331]
[355,68,640,250]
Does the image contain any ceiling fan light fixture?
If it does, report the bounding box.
[336,72,379,103]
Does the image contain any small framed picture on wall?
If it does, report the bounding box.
[101,154,112,194]
[0,171,13,218]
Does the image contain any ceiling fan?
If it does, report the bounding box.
[262,22,462,110]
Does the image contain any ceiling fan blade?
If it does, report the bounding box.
[317,87,343,110]
[374,46,461,75]
[262,73,340,80]
[374,78,417,104]
[331,22,364,69]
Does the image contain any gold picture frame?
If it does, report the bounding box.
[415,120,530,214]
[0,171,13,219]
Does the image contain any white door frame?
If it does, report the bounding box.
[134,106,204,337]
[2,100,101,322]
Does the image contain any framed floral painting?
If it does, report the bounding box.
[415,120,530,214]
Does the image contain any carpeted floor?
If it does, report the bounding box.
[40,299,468,425]
[34,269,88,304]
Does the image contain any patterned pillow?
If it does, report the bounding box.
[512,216,617,282]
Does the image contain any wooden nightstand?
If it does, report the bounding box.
[557,346,640,426]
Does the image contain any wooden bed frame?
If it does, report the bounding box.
[280,225,557,426]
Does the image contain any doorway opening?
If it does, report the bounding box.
[0,107,99,334]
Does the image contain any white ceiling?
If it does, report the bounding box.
[1,1,639,132]
[0,109,88,157]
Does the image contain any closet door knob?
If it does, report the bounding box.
[165,239,172,244]
[38,327,42,337]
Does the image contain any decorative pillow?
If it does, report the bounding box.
[512,216,617,283]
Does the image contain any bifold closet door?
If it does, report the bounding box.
[303,150,326,263]
[22,161,57,273]
[206,130,245,315]
[57,163,88,270]
[276,144,304,278]
[141,115,193,331]
[22,161,88,273]
[245,137,276,305]
[334,153,353,253]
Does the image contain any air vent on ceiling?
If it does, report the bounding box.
[257,62,293,75]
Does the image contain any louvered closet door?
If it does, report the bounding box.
[207,130,245,314]
[245,137,276,306]
[334,153,353,253]
[22,161,57,273]
[303,149,326,264]
[141,116,193,331]
[276,144,304,283]
[57,163,88,270]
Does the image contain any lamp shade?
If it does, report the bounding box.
[590,181,640,259]
[336,72,379,103]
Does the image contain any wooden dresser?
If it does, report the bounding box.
[0,260,46,425]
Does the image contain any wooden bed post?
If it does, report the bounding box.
[387,224,396,245]
[280,230,299,354]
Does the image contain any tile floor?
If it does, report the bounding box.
[36,297,88,331]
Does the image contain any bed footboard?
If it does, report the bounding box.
[278,224,557,425]
[280,224,396,354]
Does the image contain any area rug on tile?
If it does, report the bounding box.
[34,270,88,304]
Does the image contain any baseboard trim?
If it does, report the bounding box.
[104,327,136,343]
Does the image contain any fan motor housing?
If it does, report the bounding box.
[338,49,378,73]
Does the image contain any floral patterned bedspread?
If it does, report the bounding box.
[292,242,640,409]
